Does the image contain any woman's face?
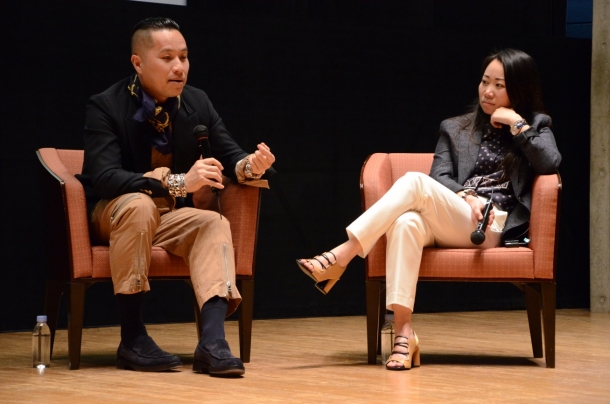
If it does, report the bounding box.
[478,58,511,115]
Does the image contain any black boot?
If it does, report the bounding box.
[193,296,244,377]
[115,293,182,372]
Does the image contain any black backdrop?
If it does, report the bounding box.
[1,0,590,332]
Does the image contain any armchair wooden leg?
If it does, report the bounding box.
[366,280,382,365]
[67,282,87,370]
[237,278,254,363]
[523,283,543,358]
[44,280,66,359]
[378,284,386,355]
[541,282,556,368]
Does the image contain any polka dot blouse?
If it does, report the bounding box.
[463,124,517,212]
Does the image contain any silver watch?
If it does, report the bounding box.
[510,119,527,135]
[244,159,263,179]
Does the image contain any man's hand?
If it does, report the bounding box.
[184,158,225,193]
[249,143,275,174]
[465,195,494,229]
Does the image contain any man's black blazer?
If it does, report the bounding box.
[79,76,251,209]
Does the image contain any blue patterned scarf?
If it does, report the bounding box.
[128,75,181,155]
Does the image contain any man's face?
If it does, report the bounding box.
[131,29,189,103]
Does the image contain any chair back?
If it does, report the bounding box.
[37,148,93,280]
[56,149,84,176]
[389,153,435,181]
[360,153,433,212]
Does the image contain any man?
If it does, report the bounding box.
[78,17,275,376]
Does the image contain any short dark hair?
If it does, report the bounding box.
[131,17,181,53]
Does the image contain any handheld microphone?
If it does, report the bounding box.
[193,125,219,193]
[193,124,212,159]
[470,199,494,245]
[193,125,222,218]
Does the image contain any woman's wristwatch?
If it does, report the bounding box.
[461,189,477,199]
[510,119,528,135]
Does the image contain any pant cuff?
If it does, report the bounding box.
[113,277,151,295]
[386,292,416,312]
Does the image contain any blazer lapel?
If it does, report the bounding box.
[457,127,482,185]
[124,98,152,172]
[171,98,200,173]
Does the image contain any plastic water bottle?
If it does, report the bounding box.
[32,315,51,368]
[380,313,395,364]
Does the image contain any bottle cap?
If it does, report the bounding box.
[384,313,394,321]
[37,315,47,323]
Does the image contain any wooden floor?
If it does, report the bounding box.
[1,309,609,403]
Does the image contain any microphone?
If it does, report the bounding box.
[470,199,494,245]
[193,124,212,161]
[193,125,222,218]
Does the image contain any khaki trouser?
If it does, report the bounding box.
[91,193,241,315]
[346,172,506,311]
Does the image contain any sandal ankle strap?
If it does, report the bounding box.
[393,335,410,349]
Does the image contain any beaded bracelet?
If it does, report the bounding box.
[168,173,187,198]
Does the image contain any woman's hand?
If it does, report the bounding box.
[489,107,521,128]
[465,195,495,229]
[491,107,531,135]
[249,142,275,174]
[184,157,225,192]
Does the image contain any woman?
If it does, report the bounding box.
[296,49,561,371]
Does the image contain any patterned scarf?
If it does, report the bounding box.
[128,75,181,155]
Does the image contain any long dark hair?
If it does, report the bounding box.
[471,49,544,179]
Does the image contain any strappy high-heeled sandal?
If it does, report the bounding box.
[295,251,347,295]
[385,333,420,371]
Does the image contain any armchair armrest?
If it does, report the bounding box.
[360,153,436,278]
[37,148,93,279]
[192,179,261,277]
[360,153,393,211]
[529,173,562,279]
[360,154,393,278]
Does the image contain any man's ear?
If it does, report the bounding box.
[131,54,142,73]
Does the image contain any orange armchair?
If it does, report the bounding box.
[361,153,561,368]
[37,148,261,369]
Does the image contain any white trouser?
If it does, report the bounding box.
[346,172,506,311]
